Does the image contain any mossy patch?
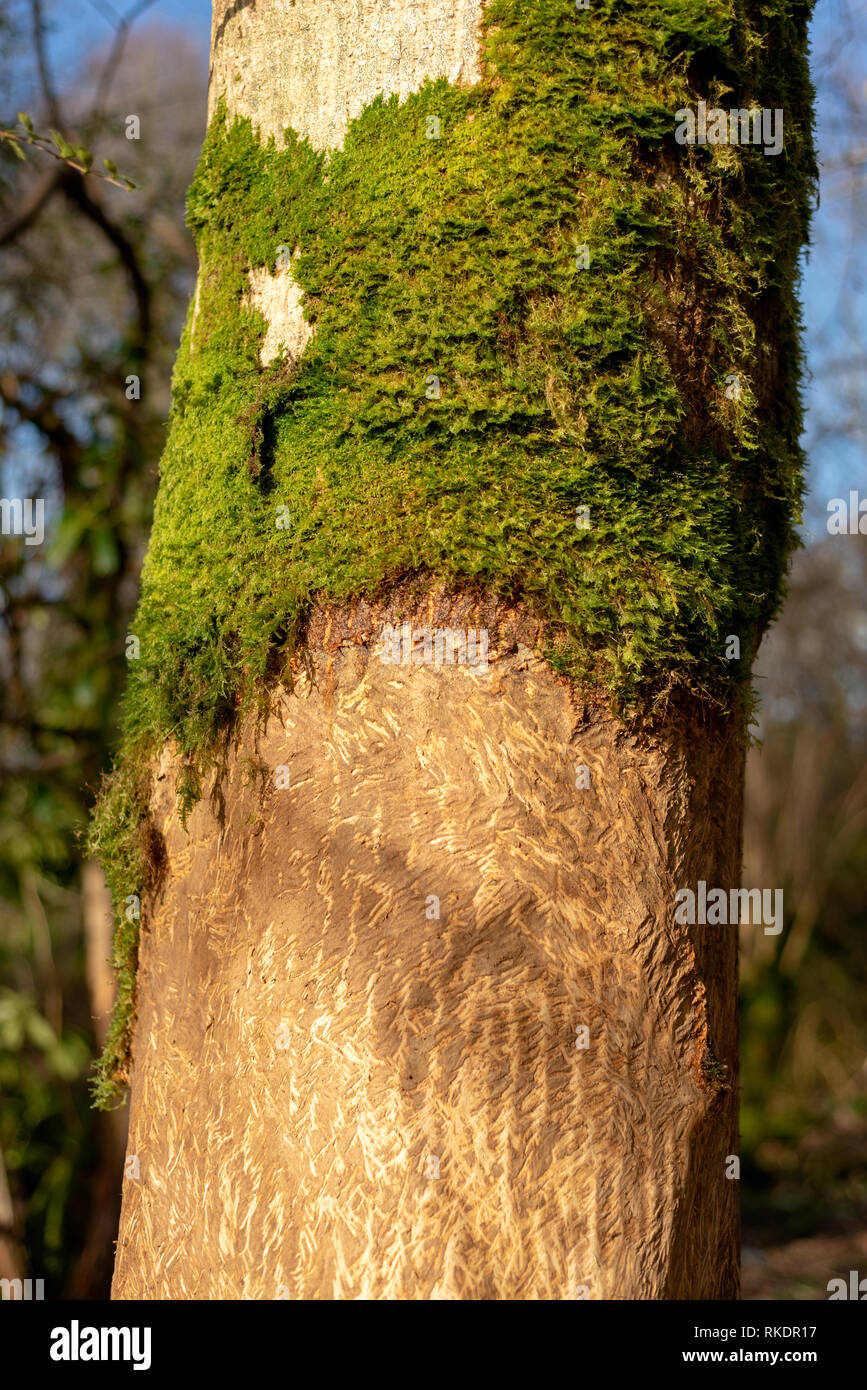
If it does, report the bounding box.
[89,0,816,1105]
[701,1048,732,1094]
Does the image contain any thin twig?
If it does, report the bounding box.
[0,129,136,192]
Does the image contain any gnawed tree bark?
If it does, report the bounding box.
[113,591,741,1299]
[101,0,815,1299]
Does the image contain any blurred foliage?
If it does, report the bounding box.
[0,0,205,1295]
[737,0,867,1294]
[742,535,867,1261]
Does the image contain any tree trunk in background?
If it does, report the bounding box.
[107,0,813,1299]
[69,864,128,1298]
[0,1144,25,1291]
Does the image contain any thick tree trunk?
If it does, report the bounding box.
[105,0,813,1299]
[113,594,741,1299]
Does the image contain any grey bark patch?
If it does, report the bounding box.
[209,0,485,151]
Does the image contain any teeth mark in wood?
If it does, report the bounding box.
[112,593,742,1301]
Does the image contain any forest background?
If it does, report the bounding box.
[0,0,864,1299]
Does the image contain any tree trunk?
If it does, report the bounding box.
[113,596,743,1300]
[104,0,814,1299]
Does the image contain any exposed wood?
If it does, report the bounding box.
[209,0,485,151]
[113,591,741,1299]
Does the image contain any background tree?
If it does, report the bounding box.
[0,0,205,1296]
[738,0,867,1296]
[741,535,867,1295]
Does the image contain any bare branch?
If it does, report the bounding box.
[90,0,160,125]
[30,0,64,128]
[87,0,123,22]
[0,369,84,492]
[0,165,62,247]
[58,168,152,347]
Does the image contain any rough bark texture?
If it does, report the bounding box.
[113,592,742,1300]
[209,0,484,150]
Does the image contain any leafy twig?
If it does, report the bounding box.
[0,114,137,191]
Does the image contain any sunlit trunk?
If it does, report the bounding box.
[108,0,813,1300]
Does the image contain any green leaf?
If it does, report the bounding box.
[9,139,25,160]
[103,157,118,176]
[49,129,73,158]
[17,111,34,133]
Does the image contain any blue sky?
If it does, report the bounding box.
[44,0,212,64]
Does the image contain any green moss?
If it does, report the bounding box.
[87,768,152,1108]
[701,1049,731,1094]
[89,0,816,1105]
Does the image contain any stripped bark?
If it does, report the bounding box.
[113,593,741,1299]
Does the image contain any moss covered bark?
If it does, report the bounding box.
[89,0,815,1107]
